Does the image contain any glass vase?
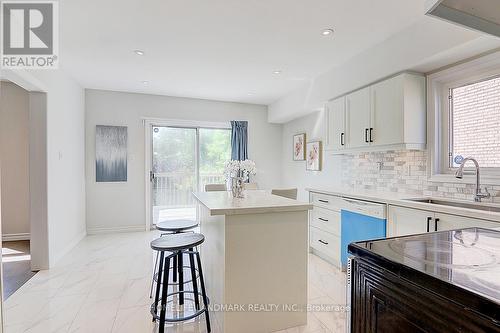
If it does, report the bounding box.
[231,177,244,198]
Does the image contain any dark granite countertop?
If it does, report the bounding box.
[348,228,500,322]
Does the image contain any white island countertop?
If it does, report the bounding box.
[193,190,312,216]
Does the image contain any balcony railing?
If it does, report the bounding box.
[153,172,225,208]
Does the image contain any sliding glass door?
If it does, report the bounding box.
[199,128,231,190]
[151,126,230,225]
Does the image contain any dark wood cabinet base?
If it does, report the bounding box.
[350,258,500,333]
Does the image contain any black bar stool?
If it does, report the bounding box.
[150,233,211,333]
[150,219,198,298]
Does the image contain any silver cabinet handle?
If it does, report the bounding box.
[343,198,373,206]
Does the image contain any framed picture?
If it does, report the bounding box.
[95,125,128,182]
[293,133,306,161]
[306,141,322,171]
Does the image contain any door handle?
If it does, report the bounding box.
[426,217,432,232]
[318,218,329,222]
[369,128,374,143]
[149,171,156,182]
[318,199,329,203]
[318,239,329,245]
[365,128,369,143]
[434,218,439,232]
[340,132,345,146]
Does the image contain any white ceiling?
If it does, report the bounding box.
[61,0,427,105]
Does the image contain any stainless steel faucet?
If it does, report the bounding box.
[455,157,490,202]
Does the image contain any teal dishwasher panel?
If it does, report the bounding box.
[341,210,386,266]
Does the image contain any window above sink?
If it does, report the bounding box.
[428,50,500,185]
[449,76,500,169]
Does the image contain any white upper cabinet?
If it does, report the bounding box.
[370,75,404,146]
[325,72,426,153]
[346,87,371,149]
[325,97,346,151]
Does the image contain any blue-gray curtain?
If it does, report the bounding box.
[231,121,248,161]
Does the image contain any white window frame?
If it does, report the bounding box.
[427,50,500,185]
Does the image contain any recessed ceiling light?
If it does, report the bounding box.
[321,29,334,36]
[273,70,282,75]
[141,80,149,85]
[134,49,145,56]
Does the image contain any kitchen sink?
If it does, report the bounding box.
[404,198,500,213]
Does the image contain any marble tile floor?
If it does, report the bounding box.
[3,231,347,333]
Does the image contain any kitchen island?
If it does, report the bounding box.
[193,190,312,333]
[348,228,500,333]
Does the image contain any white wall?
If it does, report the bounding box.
[28,91,49,270]
[0,68,86,268]
[85,89,282,233]
[26,70,86,267]
[281,111,342,202]
[0,82,30,239]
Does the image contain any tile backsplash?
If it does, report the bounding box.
[340,150,500,202]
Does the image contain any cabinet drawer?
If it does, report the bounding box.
[311,207,341,236]
[310,192,343,211]
[310,227,340,264]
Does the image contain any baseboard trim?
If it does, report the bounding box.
[2,233,30,241]
[87,225,146,235]
[51,229,87,266]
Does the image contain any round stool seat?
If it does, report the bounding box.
[156,219,198,232]
[151,233,204,251]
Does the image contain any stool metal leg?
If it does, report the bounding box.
[159,256,170,333]
[153,251,164,322]
[196,252,211,333]
[178,251,184,305]
[173,254,177,283]
[189,248,200,310]
[149,250,159,298]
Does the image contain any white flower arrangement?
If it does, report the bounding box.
[224,159,257,181]
[223,160,241,179]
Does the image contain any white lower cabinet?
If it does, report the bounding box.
[434,212,500,231]
[310,226,341,265]
[309,192,342,268]
[310,206,341,235]
[387,206,433,237]
[310,197,500,266]
[388,205,500,237]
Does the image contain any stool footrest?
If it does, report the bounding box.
[153,266,199,285]
[151,290,209,323]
